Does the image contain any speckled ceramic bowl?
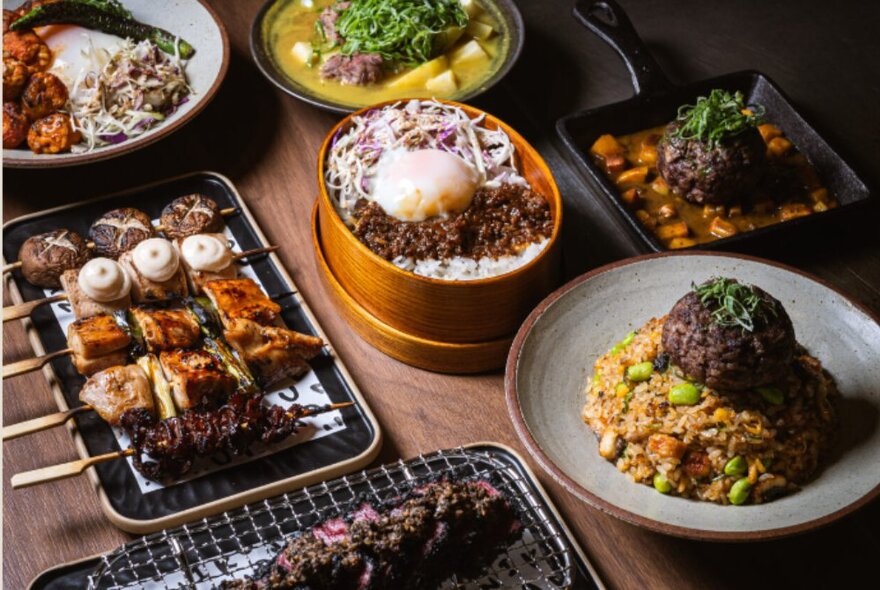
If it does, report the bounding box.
[506,251,880,540]
[3,0,229,168]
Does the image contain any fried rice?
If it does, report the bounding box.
[581,316,839,505]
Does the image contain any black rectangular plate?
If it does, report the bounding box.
[3,171,380,530]
[28,444,603,590]
[556,70,873,252]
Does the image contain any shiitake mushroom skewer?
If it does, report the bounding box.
[3,197,238,283]
[2,245,278,323]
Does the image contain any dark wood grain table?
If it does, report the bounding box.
[4,1,879,588]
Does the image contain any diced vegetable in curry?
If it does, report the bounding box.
[589,94,838,249]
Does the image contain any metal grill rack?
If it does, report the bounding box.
[88,446,576,589]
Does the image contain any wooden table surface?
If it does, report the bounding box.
[4,1,880,588]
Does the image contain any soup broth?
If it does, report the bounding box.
[265,0,508,108]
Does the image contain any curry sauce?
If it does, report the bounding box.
[590,124,837,248]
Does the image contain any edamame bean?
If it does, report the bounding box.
[756,386,784,405]
[626,361,654,382]
[653,472,672,493]
[728,478,752,505]
[723,455,747,476]
[669,383,700,405]
[621,331,635,346]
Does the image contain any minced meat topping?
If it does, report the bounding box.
[352,183,553,262]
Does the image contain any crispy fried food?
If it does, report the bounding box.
[21,71,67,119]
[79,365,154,426]
[3,101,29,148]
[3,55,28,99]
[3,9,15,33]
[2,29,50,72]
[27,112,81,154]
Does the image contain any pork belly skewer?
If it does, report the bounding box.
[3,241,277,322]
[222,479,521,590]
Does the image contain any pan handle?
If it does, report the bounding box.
[573,0,674,96]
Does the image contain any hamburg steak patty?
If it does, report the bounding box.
[661,279,795,391]
[657,121,766,205]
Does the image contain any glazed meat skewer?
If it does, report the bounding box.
[10,398,355,488]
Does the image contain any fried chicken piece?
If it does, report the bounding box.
[3,55,28,99]
[3,101,29,148]
[224,318,323,386]
[21,71,67,119]
[2,29,50,72]
[79,365,154,426]
[27,113,81,154]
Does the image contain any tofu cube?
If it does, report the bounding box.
[459,0,482,17]
[291,41,314,65]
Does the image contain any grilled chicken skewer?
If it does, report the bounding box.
[2,274,304,382]
[3,244,278,323]
[3,307,201,379]
[3,194,237,283]
[10,400,355,488]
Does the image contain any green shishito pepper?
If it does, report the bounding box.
[11,0,195,59]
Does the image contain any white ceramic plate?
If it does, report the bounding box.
[506,251,880,540]
[3,0,228,168]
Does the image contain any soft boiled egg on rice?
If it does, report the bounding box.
[371,148,479,222]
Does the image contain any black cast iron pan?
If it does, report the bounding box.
[556,0,873,253]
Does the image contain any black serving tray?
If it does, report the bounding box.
[556,0,873,253]
[28,444,605,590]
[2,171,382,533]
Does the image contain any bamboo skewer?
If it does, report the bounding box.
[3,260,23,274]
[2,347,72,379]
[2,245,277,324]
[11,449,135,489]
[2,207,240,276]
[2,405,92,441]
[2,293,66,323]
[8,402,356,488]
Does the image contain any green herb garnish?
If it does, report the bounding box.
[320,0,468,67]
[693,277,777,332]
[674,89,763,147]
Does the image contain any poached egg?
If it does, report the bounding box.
[371,148,478,222]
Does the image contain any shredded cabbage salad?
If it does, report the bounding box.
[68,38,192,152]
[325,99,527,220]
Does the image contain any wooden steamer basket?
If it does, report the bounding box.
[314,99,562,373]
